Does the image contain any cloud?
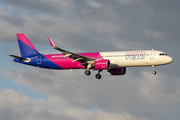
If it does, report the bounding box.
[139,72,180,104]
[0,89,152,120]
[1,0,179,52]
[0,89,32,109]
[87,0,102,8]
[144,28,166,40]
[116,0,140,4]
[0,0,64,14]
[65,109,150,120]
[3,66,180,120]
[1,66,179,119]
[0,89,71,120]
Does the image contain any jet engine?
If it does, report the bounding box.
[108,67,126,75]
[94,59,110,70]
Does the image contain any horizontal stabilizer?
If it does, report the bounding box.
[8,55,29,61]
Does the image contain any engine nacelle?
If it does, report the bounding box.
[108,67,126,75]
[94,59,110,70]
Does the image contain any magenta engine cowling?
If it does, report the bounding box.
[108,67,126,75]
[94,59,110,70]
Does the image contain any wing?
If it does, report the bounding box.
[48,38,95,66]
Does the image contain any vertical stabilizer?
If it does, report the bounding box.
[17,33,40,57]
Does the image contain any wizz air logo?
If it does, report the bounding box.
[125,51,146,60]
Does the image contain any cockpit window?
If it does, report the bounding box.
[159,53,167,56]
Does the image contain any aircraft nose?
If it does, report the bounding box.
[167,56,173,63]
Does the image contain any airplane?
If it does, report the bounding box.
[9,33,173,79]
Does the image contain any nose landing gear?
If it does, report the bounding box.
[152,65,157,75]
[153,71,157,74]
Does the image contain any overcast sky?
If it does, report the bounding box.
[0,0,180,120]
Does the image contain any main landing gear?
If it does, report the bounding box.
[152,65,157,75]
[84,70,102,79]
[85,70,91,75]
[95,70,102,79]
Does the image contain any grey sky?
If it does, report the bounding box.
[0,0,179,120]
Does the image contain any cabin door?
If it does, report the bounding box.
[37,55,42,64]
[150,51,155,59]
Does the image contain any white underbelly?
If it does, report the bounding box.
[109,58,161,67]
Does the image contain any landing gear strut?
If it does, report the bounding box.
[152,65,157,75]
[95,70,102,79]
[85,63,92,76]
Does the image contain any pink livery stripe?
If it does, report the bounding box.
[42,52,103,69]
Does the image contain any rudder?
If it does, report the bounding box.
[17,33,40,57]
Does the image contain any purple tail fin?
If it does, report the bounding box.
[17,33,40,57]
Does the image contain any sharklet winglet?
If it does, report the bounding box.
[48,38,55,48]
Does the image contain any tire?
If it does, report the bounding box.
[85,70,91,75]
[95,74,101,79]
[153,71,157,74]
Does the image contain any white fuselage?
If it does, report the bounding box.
[100,50,173,67]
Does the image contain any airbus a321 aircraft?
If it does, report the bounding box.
[9,33,173,79]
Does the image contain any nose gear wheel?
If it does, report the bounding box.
[152,65,157,75]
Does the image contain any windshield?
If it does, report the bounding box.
[159,53,167,56]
